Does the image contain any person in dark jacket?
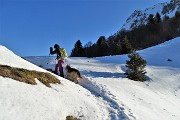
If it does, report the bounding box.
[50,44,65,77]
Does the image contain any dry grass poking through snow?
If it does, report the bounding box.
[66,116,80,120]
[0,64,60,87]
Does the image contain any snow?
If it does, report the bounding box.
[145,3,165,15]
[0,77,110,120]
[0,46,46,72]
[122,1,179,30]
[1,37,180,120]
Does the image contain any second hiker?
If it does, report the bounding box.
[50,44,68,77]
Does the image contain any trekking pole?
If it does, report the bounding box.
[47,53,50,64]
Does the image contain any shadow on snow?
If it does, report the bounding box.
[81,70,126,78]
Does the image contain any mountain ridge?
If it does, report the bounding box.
[122,0,180,30]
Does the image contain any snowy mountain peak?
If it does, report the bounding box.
[122,0,180,30]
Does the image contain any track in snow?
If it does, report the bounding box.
[79,76,132,120]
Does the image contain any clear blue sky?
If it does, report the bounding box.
[0,0,169,56]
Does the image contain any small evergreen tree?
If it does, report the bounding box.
[175,11,180,18]
[84,41,92,48]
[125,50,147,81]
[155,12,162,23]
[83,41,93,57]
[121,36,133,54]
[163,14,170,21]
[96,36,108,56]
[148,14,155,25]
[70,40,84,57]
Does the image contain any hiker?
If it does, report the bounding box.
[50,44,68,77]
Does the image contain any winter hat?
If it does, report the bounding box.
[54,44,60,49]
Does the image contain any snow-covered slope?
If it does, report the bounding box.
[1,37,180,120]
[25,37,180,120]
[0,46,116,120]
[0,46,46,72]
[122,0,180,30]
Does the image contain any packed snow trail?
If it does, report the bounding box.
[79,76,131,120]
[25,56,132,120]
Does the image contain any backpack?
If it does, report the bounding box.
[59,48,68,59]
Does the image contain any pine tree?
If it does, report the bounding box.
[148,14,155,25]
[70,40,84,57]
[83,41,93,57]
[84,41,92,48]
[96,36,108,56]
[163,14,170,21]
[121,36,133,54]
[175,11,180,18]
[125,50,147,81]
[155,12,162,23]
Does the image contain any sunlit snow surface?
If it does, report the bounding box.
[0,37,180,120]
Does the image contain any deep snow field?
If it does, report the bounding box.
[0,37,180,120]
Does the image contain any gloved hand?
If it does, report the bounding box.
[50,47,53,54]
